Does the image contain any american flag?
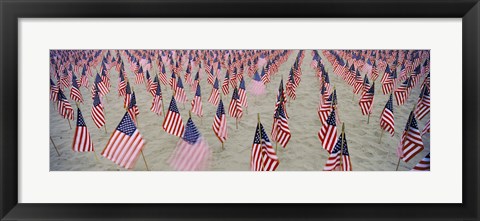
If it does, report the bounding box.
[238,77,248,108]
[421,119,430,136]
[128,92,140,125]
[394,77,412,106]
[400,111,424,162]
[94,73,109,97]
[271,103,291,148]
[353,70,363,94]
[163,96,185,137]
[124,81,132,109]
[169,71,177,90]
[275,78,288,117]
[212,99,228,143]
[382,68,397,95]
[174,76,187,104]
[80,68,89,88]
[192,71,200,94]
[380,64,391,84]
[72,108,94,152]
[118,70,127,96]
[70,74,83,103]
[191,83,203,117]
[135,66,145,85]
[359,82,375,115]
[168,117,211,171]
[149,75,159,97]
[101,112,146,169]
[380,93,395,136]
[411,153,430,171]
[324,131,351,171]
[207,78,220,106]
[222,71,230,95]
[261,67,270,84]
[371,61,379,81]
[228,87,243,119]
[184,65,193,88]
[150,81,163,116]
[159,65,169,86]
[318,109,338,153]
[249,70,266,96]
[251,122,279,171]
[415,86,430,121]
[361,74,371,93]
[57,89,74,120]
[285,72,296,100]
[145,70,153,91]
[207,66,215,85]
[91,92,106,128]
[318,91,335,125]
[101,67,111,89]
[50,79,59,102]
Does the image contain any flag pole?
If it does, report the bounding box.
[396,104,416,171]
[257,113,264,171]
[50,136,61,156]
[339,123,345,171]
[67,119,72,129]
[141,149,150,171]
[93,151,99,162]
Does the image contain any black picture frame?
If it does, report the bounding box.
[1,0,479,220]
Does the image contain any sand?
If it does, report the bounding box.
[49,50,430,171]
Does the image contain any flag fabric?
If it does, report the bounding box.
[91,92,106,128]
[57,89,74,120]
[222,71,230,95]
[150,81,163,116]
[135,66,145,85]
[174,76,187,104]
[80,68,89,88]
[318,109,338,153]
[101,112,146,169]
[163,96,185,137]
[394,77,412,106]
[286,71,296,100]
[159,65,169,86]
[169,72,177,90]
[118,69,127,97]
[248,70,266,96]
[380,93,395,136]
[208,78,220,106]
[124,81,132,109]
[94,73,109,96]
[271,103,291,148]
[324,132,352,171]
[212,99,228,143]
[168,117,211,171]
[128,92,140,124]
[250,122,280,171]
[228,87,243,119]
[359,82,375,115]
[318,91,335,125]
[421,120,430,136]
[191,83,203,117]
[72,108,94,152]
[415,86,430,121]
[70,75,83,103]
[411,153,430,171]
[50,79,59,102]
[400,111,424,162]
[238,77,248,108]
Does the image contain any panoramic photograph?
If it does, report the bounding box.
[49,49,430,171]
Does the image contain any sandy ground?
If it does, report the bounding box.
[50,50,430,171]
